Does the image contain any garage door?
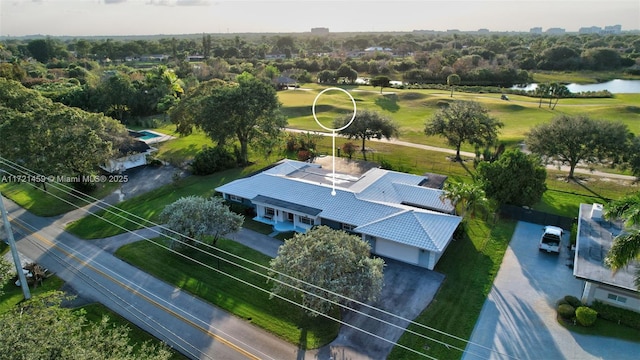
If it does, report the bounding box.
[375,238,419,264]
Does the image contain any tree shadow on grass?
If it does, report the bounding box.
[375,94,400,113]
[570,177,608,202]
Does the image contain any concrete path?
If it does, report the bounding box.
[463,222,639,360]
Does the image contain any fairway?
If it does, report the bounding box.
[279,87,640,151]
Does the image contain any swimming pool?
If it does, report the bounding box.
[138,130,160,141]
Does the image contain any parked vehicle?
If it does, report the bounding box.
[539,226,563,254]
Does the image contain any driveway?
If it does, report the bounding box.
[463,221,639,360]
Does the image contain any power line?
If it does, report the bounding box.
[1,156,517,360]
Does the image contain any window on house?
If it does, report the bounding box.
[299,216,314,225]
[607,293,628,303]
[228,195,242,202]
[264,207,275,218]
[342,223,356,232]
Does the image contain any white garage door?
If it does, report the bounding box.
[375,238,419,264]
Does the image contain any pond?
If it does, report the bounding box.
[511,79,640,94]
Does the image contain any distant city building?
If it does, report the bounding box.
[603,25,622,34]
[311,27,329,35]
[546,27,566,35]
[530,27,543,34]
[579,26,602,34]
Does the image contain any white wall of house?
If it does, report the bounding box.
[581,281,640,311]
[101,153,148,173]
[255,204,317,231]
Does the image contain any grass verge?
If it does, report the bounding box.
[0,181,119,217]
[389,218,517,359]
[0,276,64,314]
[115,237,340,348]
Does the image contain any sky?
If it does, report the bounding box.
[0,0,639,37]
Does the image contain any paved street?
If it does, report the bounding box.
[6,198,303,360]
[463,221,639,360]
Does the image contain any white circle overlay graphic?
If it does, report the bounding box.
[311,87,357,131]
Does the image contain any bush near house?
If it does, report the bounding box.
[564,295,582,308]
[557,304,576,319]
[591,301,640,330]
[575,306,598,327]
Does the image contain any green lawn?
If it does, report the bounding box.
[279,87,640,154]
[0,276,65,314]
[66,161,270,239]
[80,303,187,359]
[390,218,517,359]
[115,237,340,348]
[0,181,119,217]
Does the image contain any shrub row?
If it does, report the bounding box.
[591,301,640,330]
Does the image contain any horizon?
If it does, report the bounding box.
[1,0,639,38]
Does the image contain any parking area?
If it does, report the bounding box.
[463,221,638,360]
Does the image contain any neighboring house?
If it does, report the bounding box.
[216,160,461,270]
[573,203,640,311]
[100,133,155,173]
[273,76,298,89]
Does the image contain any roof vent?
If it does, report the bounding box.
[591,203,603,219]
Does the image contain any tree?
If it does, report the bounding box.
[526,114,630,179]
[604,191,640,288]
[441,180,491,218]
[447,73,461,97]
[0,257,11,297]
[627,136,640,179]
[170,73,286,165]
[336,64,356,83]
[160,196,243,250]
[550,84,570,110]
[269,226,384,316]
[0,79,130,189]
[341,142,357,159]
[370,75,390,94]
[425,101,503,162]
[0,292,171,360]
[333,110,399,161]
[535,83,550,108]
[477,149,547,206]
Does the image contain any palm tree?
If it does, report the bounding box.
[551,84,570,110]
[604,191,640,288]
[536,83,549,108]
[442,180,492,218]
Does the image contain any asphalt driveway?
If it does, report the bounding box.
[463,221,639,360]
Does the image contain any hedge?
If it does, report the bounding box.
[576,306,598,327]
[591,301,640,330]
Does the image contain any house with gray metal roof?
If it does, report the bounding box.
[216,159,461,270]
[574,203,640,311]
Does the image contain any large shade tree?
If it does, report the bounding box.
[425,100,503,161]
[170,73,286,165]
[333,110,399,160]
[269,226,384,316]
[0,78,130,189]
[604,191,640,288]
[0,292,171,360]
[477,149,547,207]
[160,196,243,251]
[526,114,630,179]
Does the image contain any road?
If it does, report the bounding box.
[4,197,307,360]
[285,128,638,181]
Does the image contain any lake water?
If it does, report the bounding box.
[512,79,640,94]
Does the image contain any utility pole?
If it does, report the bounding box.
[0,192,31,300]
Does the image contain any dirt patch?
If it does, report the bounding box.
[313,156,379,176]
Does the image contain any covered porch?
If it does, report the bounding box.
[252,195,321,234]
